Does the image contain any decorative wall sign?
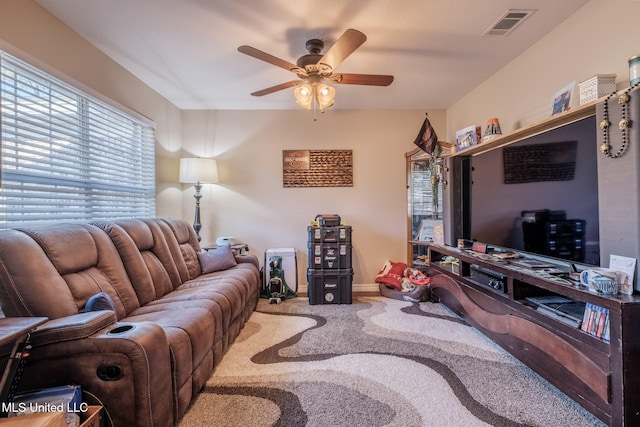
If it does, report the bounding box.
[283,150,310,170]
[503,141,577,184]
[283,149,353,187]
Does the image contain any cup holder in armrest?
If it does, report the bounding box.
[107,324,135,335]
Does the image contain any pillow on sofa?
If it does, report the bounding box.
[198,245,237,273]
[85,292,117,318]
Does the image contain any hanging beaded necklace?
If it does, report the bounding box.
[600,83,639,158]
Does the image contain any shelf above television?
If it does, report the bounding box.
[448,97,600,158]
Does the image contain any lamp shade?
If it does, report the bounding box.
[179,157,219,184]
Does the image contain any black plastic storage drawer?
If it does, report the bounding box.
[307,225,352,243]
[308,242,352,269]
[545,238,585,261]
[545,219,586,237]
[307,268,353,305]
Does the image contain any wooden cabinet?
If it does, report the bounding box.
[405,147,443,269]
[420,242,640,426]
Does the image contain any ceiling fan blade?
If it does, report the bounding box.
[250,80,302,96]
[335,73,394,86]
[318,29,367,70]
[238,45,298,72]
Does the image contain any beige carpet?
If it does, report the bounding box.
[179,296,604,427]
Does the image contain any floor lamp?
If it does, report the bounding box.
[179,157,219,242]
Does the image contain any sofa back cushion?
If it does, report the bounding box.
[94,219,186,305]
[0,224,139,319]
[152,218,202,282]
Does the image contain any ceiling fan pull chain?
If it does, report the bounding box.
[313,97,318,121]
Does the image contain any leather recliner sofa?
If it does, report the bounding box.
[0,217,261,427]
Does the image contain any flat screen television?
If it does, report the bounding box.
[468,116,600,265]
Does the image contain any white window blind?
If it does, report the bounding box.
[0,52,155,228]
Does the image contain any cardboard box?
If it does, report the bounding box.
[80,406,103,427]
[0,406,102,427]
[0,412,65,427]
[8,385,83,425]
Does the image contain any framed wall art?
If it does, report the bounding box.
[283,149,353,188]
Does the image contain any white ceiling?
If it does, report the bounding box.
[36,0,589,110]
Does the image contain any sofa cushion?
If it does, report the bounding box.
[94,220,181,305]
[197,246,237,274]
[124,305,216,403]
[0,224,139,319]
[153,218,202,281]
[0,217,262,427]
[0,229,78,318]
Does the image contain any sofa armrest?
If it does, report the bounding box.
[20,319,173,427]
[235,253,259,269]
[30,311,116,346]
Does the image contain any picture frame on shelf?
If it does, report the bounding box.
[433,221,445,245]
[455,125,481,152]
[551,81,576,116]
[609,254,636,295]
[416,219,441,241]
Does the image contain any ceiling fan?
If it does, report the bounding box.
[238,29,394,111]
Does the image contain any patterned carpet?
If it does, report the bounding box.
[179,296,604,427]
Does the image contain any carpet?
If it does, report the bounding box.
[178,296,605,427]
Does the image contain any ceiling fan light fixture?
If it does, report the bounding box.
[316,83,335,110]
[293,82,335,111]
[239,29,393,115]
[294,83,313,109]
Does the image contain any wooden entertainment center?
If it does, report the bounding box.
[419,242,640,426]
[406,93,640,425]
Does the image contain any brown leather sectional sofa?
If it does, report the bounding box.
[0,218,261,427]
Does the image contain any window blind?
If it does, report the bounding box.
[0,52,155,228]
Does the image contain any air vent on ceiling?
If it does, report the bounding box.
[484,9,536,37]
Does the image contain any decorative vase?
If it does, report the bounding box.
[483,118,502,142]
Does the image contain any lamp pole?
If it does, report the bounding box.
[193,181,203,241]
[179,157,218,243]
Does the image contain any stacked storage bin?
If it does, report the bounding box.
[307,215,353,304]
[522,210,586,262]
[543,219,586,262]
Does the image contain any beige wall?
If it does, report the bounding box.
[447,0,640,275]
[7,0,634,290]
[179,109,446,290]
[0,0,446,291]
[448,0,640,138]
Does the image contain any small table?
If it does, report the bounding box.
[0,317,48,411]
[202,243,249,255]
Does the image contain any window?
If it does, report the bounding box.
[0,52,155,228]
